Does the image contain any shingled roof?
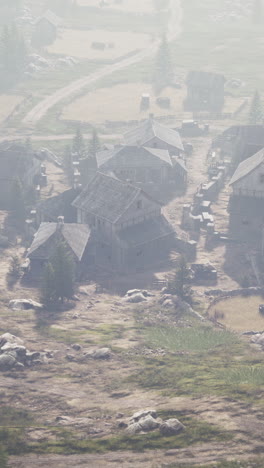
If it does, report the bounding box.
[229,148,264,186]
[72,172,159,224]
[34,10,61,27]
[186,71,225,88]
[124,119,184,152]
[96,145,173,168]
[27,222,90,261]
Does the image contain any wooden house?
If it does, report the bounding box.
[27,217,91,275]
[94,145,187,188]
[32,10,60,47]
[228,148,264,245]
[0,142,42,210]
[185,71,225,112]
[72,172,174,272]
[124,118,184,156]
[213,125,264,169]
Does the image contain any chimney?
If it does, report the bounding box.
[57,216,64,230]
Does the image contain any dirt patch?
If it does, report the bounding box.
[209,295,264,332]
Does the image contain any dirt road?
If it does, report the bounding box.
[22,0,183,127]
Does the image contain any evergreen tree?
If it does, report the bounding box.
[63,144,73,184]
[153,34,173,94]
[170,255,191,300]
[41,262,56,306]
[51,241,75,303]
[10,178,26,227]
[249,90,263,124]
[72,123,85,159]
[89,127,100,158]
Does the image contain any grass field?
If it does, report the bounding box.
[48,29,152,60]
[61,81,246,124]
[0,94,24,124]
[209,295,264,332]
[77,0,157,14]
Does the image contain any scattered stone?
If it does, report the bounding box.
[118,421,128,428]
[124,293,147,303]
[72,344,82,351]
[138,415,160,432]
[92,348,111,359]
[125,422,142,435]
[9,299,43,311]
[159,419,185,436]
[0,353,17,370]
[0,333,24,347]
[131,409,157,422]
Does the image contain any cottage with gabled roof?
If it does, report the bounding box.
[94,144,186,189]
[72,172,174,271]
[32,9,61,47]
[185,70,225,112]
[123,118,184,156]
[27,216,91,275]
[228,148,264,245]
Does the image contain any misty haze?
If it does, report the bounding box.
[0,1,264,468]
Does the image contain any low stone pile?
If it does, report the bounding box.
[251,332,264,350]
[121,409,185,436]
[123,289,154,304]
[0,333,52,371]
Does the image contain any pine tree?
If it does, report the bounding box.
[63,144,73,184]
[41,262,56,306]
[72,124,85,159]
[89,128,100,158]
[249,90,263,124]
[10,178,26,227]
[154,34,173,94]
[170,255,191,300]
[51,241,75,303]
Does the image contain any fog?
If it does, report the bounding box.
[0,1,264,467]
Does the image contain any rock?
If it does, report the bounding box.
[1,343,27,357]
[9,299,43,311]
[92,348,111,359]
[14,362,25,370]
[131,409,157,422]
[251,333,264,347]
[66,354,75,361]
[125,422,142,435]
[124,293,147,303]
[159,419,185,436]
[72,344,82,351]
[118,421,128,429]
[139,415,160,432]
[26,351,41,361]
[0,353,17,370]
[0,333,24,348]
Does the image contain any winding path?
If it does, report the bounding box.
[22,0,182,127]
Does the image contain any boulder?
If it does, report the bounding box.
[0,353,17,370]
[139,415,160,432]
[159,418,185,436]
[131,409,157,422]
[124,293,147,303]
[1,343,27,358]
[9,299,43,311]
[0,333,24,348]
[125,422,142,435]
[92,348,111,359]
[72,344,82,351]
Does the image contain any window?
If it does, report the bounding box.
[137,200,142,210]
